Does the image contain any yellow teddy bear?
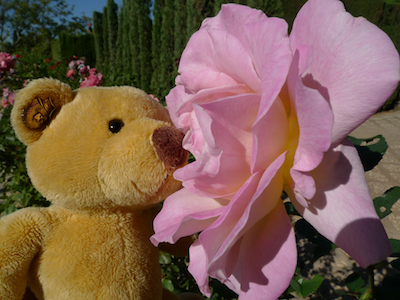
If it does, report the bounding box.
[0,78,198,299]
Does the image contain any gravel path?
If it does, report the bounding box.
[351,109,400,240]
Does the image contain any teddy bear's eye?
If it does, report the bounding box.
[109,119,124,133]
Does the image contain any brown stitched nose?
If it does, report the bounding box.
[152,126,188,168]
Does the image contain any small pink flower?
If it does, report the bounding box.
[2,87,10,98]
[79,73,103,88]
[0,52,15,72]
[68,60,77,69]
[152,1,400,299]
[149,94,160,102]
[1,99,9,108]
[7,92,15,105]
[66,69,76,78]
[89,68,98,75]
[23,79,30,87]
[78,65,88,74]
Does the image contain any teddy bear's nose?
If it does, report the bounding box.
[152,126,188,168]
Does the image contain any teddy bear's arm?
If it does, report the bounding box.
[0,207,47,299]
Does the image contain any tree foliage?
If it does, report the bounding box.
[0,0,89,56]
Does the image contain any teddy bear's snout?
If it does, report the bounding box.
[152,126,188,168]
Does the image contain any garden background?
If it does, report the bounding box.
[1,0,400,299]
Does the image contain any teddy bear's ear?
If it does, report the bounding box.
[11,78,75,145]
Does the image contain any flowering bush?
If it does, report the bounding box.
[66,57,103,88]
[1,53,105,214]
[0,52,16,73]
[152,1,400,299]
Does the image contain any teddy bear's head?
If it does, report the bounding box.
[11,78,188,210]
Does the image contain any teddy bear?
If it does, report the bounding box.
[0,78,197,299]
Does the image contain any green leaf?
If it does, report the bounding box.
[373,187,400,219]
[284,201,300,216]
[159,251,172,264]
[390,239,400,257]
[298,274,324,297]
[345,272,366,293]
[390,259,400,270]
[162,278,174,292]
[348,135,388,171]
[289,277,302,295]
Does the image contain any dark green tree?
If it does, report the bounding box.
[93,11,104,70]
[159,0,175,98]
[107,0,119,74]
[0,0,89,56]
[186,0,214,41]
[174,0,187,60]
[137,0,153,91]
[102,6,110,74]
[150,0,164,96]
[247,0,284,17]
[121,0,132,76]
[128,0,140,87]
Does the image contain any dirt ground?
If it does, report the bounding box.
[295,109,400,300]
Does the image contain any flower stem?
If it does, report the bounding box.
[367,265,375,299]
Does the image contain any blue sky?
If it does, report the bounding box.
[66,0,123,19]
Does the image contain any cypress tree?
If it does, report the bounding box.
[128,0,140,87]
[186,0,203,40]
[93,11,104,70]
[137,0,153,92]
[150,0,164,96]
[247,0,284,17]
[107,0,119,75]
[122,0,132,77]
[186,0,214,41]
[115,5,124,77]
[102,7,110,73]
[160,0,175,98]
[174,0,187,60]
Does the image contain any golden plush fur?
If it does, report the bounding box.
[0,79,195,299]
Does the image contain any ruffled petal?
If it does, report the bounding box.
[219,201,296,299]
[178,14,262,93]
[290,0,400,145]
[175,94,261,198]
[206,152,287,273]
[151,188,227,246]
[287,47,334,205]
[290,138,391,268]
[243,15,292,117]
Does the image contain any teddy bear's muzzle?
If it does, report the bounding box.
[152,126,188,168]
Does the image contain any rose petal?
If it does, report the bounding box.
[290,0,400,145]
[175,94,261,198]
[151,188,227,246]
[243,15,292,118]
[290,138,391,268]
[216,201,296,299]
[287,47,334,205]
[208,152,286,275]
[178,25,261,93]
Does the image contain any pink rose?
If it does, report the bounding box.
[66,69,76,78]
[68,60,77,70]
[0,52,15,72]
[79,73,103,88]
[2,87,10,98]
[7,91,15,105]
[1,99,9,108]
[151,1,400,299]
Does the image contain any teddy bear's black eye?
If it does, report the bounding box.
[109,119,124,133]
